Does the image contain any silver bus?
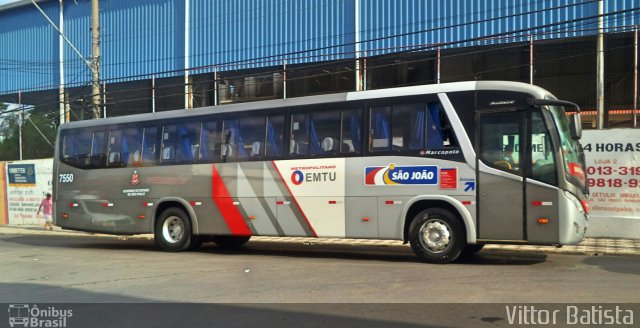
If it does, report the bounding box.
[53,81,589,263]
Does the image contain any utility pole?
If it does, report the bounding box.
[91,0,101,119]
[18,91,23,160]
[596,0,605,129]
[30,0,100,120]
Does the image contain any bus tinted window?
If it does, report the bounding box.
[341,109,362,154]
[370,102,457,153]
[123,128,143,166]
[176,123,201,162]
[200,120,219,161]
[142,127,158,165]
[243,116,266,159]
[291,110,340,156]
[314,110,340,154]
[427,102,458,149]
[62,131,93,168]
[266,115,285,158]
[392,103,424,150]
[290,113,309,155]
[161,125,177,162]
[90,131,107,168]
[105,128,143,167]
[370,107,391,151]
[107,130,124,167]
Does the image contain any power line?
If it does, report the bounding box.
[3,5,635,96]
[0,1,602,72]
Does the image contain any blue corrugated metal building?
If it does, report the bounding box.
[0,0,638,114]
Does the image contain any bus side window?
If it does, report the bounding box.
[341,109,362,154]
[369,107,391,152]
[176,123,200,162]
[200,120,218,161]
[266,115,284,159]
[123,128,143,166]
[142,127,158,165]
[311,110,340,155]
[161,125,177,162]
[290,113,309,156]
[222,119,247,161]
[426,102,458,149]
[241,116,266,159]
[391,103,424,150]
[107,130,124,167]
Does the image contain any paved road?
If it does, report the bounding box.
[1,233,638,304]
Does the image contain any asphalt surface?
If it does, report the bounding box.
[1,232,639,304]
[1,226,638,327]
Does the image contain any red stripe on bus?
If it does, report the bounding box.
[211,165,251,236]
[271,161,318,237]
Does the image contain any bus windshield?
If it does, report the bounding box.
[547,105,586,192]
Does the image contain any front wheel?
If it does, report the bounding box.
[409,208,465,264]
[155,207,194,252]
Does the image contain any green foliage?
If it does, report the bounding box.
[0,105,57,161]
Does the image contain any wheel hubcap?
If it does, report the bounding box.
[162,216,184,244]
[419,218,451,253]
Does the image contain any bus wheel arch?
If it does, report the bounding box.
[402,198,475,244]
[402,199,473,263]
[153,201,199,252]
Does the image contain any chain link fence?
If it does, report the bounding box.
[1,30,639,159]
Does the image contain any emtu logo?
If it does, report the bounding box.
[291,170,304,185]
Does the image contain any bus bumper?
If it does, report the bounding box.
[558,191,588,245]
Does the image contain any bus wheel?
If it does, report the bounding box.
[409,208,464,264]
[211,235,251,249]
[155,208,193,252]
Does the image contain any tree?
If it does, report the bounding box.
[0,104,57,160]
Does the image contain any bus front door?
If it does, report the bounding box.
[477,111,526,242]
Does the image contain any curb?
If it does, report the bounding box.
[1,225,638,257]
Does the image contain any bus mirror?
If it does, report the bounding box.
[570,114,582,140]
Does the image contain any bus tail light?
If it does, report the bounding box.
[580,199,590,215]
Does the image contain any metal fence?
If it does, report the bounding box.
[0,29,639,160]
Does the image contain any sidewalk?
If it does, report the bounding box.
[1,224,639,257]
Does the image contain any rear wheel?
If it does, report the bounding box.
[409,208,465,264]
[211,235,251,249]
[154,207,194,252]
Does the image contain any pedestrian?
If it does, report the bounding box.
[37,193,53,231]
